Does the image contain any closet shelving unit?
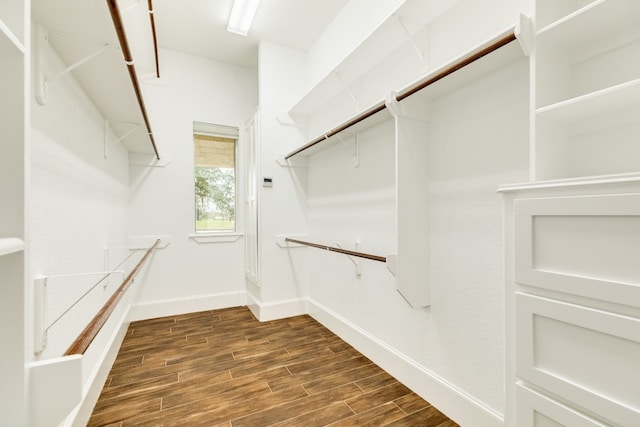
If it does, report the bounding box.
[502,1,640,426]
[284,22,528,308]
[0,0,27,424]
[285,0,459,116]
[32,0,161,158]
[285,25,525,160]
[533,0,640,181]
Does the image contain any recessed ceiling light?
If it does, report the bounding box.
[227,0,262,36]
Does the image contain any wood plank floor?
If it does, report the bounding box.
[88,306,459,426]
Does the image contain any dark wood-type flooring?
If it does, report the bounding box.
[88,306,459,426]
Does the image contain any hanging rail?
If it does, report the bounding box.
[285,238,386,262]
[284,25,518,160]
[285,101,387,159]
[147,0,160,78]
[106,0,161,160]
[64,239,160,355]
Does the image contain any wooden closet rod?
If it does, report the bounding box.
[284,26,518,160]
[106,0,161,160]
[148,0,160,78]
[285,101,387,159]
[395,27,517,102]
[285,238,387,263]
[64,239,161,356]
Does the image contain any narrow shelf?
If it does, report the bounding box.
[0,238,24,257]
[285,24,522,160]
[535,0,596,30]
[0,17,25,54]
[537,0,640,47]
[536,79,640,124]
[497,172,640,193]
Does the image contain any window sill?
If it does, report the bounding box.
[189,233,243,244]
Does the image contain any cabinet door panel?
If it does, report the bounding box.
[514,193,640,306]
[516,293,640,426]
[516,384,608,427]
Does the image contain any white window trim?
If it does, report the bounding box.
[193,122,240,235]
[189,232,243,244]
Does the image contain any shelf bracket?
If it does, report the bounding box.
[334,71,359,109]
[396,15,428,72]
[336,243,361,277]
[104,119,142,159]
[336,134,359,168]
[515,13,533,56]
[35,29,111,105]
[48,44,111,83]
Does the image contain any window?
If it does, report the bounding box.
[193,122,238,233]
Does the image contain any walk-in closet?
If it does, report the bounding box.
[1,0,638,426]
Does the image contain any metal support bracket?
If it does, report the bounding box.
[336,243,361,277]
[35,24,111,105]
[104,119,142,159]
[336,134,359,168]
[334,71,359,109]
[396,14,428,72]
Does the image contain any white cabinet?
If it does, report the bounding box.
[533,0,640,180]
[504,3,640,422]
[502,184,640,426]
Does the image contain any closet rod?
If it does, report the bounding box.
[285,238,386,263]
[64,239,161,356]
[148,0,160,78]
[106,0,161,160]
[395,27,517,102]
[284,26,517,160]
[285,101,387,159]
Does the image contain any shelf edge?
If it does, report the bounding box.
[0,237,25,257]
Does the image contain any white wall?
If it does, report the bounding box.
[128,49,258,318]
[30,41,131,359]
[29,37,137,426]
[256,0,531,424]
[249,42,310,318]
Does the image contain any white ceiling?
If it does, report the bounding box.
[30,0,349,156]
[152,0,350,69]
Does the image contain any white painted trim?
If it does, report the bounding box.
[245,292,308,322]
[307,299,504,427]
[129,291,247,321]
[188,233,243,244]
[64,305,132,427]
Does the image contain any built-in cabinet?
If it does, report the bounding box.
[502,183,640,426]
[503,1,640,425]
[0,0,28,425]
[533,0,640,181]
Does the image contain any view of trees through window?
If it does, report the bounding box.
[194,124,237,232]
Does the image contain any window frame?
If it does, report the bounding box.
[191,122,240,238]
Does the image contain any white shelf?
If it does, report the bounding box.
[537,0,640,42]
[0,17,24,54]
[0,238,24,257]
[536,79,640,125]
[535,0,595,30]
[535,0,640,108]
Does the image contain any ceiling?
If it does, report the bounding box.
[30,0,349,156]
[152,0,350,69]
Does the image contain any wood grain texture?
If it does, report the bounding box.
[88,306,458,426]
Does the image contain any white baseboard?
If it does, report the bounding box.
[129,291,247,321]
[246,292,308,322]
[307,299,504,427]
